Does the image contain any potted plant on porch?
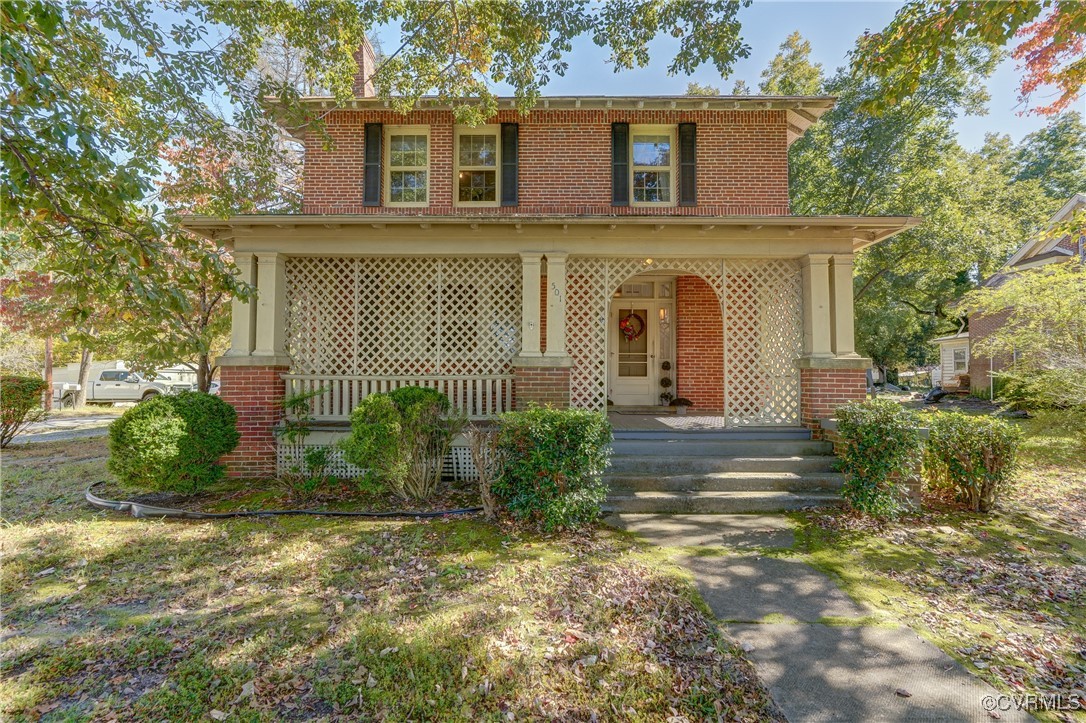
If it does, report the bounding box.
[670,397,694,416]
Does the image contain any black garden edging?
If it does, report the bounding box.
[85,482,483,520]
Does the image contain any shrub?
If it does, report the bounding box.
[923,412,1021,513]
[465,424,501,521]
[493,406,612,531]
[834,399,923,517]
[277,387,334,499]
[108,391,240,493]
[340,386,464,500]
[1,375,48,448]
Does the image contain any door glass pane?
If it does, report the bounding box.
[617,307,649,378]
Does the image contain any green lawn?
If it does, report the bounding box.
[0,438,779,722]
[793,412,1086,721]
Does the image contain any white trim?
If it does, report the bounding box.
[454,125,501,208]
[384,125,430,208]
[629,125,677,208]
[1004,193,1085,267]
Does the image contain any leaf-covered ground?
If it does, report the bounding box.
[796,413,1086,722]
[0,438,779,722]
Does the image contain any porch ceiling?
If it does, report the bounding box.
[181,214,920,254]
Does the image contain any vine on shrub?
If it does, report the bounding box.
[923,412,1021,513]
[493,406,612,531]
[1,375,48,448]
[108,392,240,493]
[834,399,922,517]
[340,386,465,500]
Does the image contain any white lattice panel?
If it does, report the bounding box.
[566,257,802,426]
[277,442,477,481]
[286,256,521,378]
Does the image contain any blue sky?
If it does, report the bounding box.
[373,1,1056,149]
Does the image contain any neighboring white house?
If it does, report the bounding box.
[931,330,969,388]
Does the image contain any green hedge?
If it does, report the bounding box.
[493,406,612,531]
[1,375,48,448]
[834,399,923,517]
[340,386,462,500]
[923,412,1020,513]
[108,392,239,493]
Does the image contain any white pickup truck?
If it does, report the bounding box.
[60,370,179,407]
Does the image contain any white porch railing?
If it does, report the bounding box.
[283,374,514,421]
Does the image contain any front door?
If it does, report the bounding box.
[608,278,675,406]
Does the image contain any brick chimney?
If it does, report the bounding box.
[352,37,377,98]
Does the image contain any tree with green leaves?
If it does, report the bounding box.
[684,81,721,96]
[1009,112,1086,201]
[730,79,752,95]
[853,1,1085,116]
[759,31,823,95]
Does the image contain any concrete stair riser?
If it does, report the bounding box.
[604,491,845,514]
[607,472,845,493]
[607,455,837,475]
[609,439,834,457]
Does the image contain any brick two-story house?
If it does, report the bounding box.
[184,89,918,478]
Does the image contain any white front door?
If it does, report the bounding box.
[608,278,676,407]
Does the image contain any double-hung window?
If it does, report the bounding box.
[386,127,429,206]
[631,127,676,205]
[953,347,968,374]
[455,126,500,206]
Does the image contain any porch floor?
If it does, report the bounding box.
[608,411,807,436]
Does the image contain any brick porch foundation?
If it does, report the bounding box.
[219,363,288,478]
[512,362,572,409]
[798,362,868,438]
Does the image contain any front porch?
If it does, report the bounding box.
[191,215,915,477]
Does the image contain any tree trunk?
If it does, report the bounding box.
[43,336,53,411]
[75,348,93,407]
[197,353,211,393]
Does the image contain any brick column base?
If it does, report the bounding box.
[219,362,289,478]
[797,358,868,439]
[512,356,572,409]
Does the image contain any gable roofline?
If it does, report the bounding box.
[271,94,837,145]
[1004,192,1086,268]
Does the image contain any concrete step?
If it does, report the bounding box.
[603,490,845,514]
[606,471,845,493]
[609,438,834,457]
[607,455,837,475]
[612,427,812,441]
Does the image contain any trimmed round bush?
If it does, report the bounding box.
[834,399,923,517]
[1,375,48,448]
[108,391,240,493]
[923,412,1021,513]
[493,406,612,531]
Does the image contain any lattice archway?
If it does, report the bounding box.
[565,257,803,426]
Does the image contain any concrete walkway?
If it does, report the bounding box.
[606,514,1031,722]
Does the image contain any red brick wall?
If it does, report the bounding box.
[967,309,1013,396]
[675,276,724,409]
[513,366,571,409]
[799,367,867,437]
[302,109,790,215]
[219,365,288,478]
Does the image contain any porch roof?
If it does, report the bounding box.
[181,214,920,253]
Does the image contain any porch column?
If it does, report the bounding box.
[226,252,256,357]
[253,252,288,360]
[518,252,543,357]
[544,252,568,358]
[830,254,859,357]
[800,254,833,358]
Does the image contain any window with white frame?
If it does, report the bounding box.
[455,127,499,205]
[386,127,429,205]
[953,347,967,373]
[631,127,675,205]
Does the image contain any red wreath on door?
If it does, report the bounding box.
[619,312,646,342]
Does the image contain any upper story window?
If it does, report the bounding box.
[631,127,675,205]
[455,126,500,206]
[386,126,429,206]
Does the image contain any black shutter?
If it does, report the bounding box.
[678,123,696,207]
[363,123,382,206]
[612,122,629,206]
[501,123,519,206]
